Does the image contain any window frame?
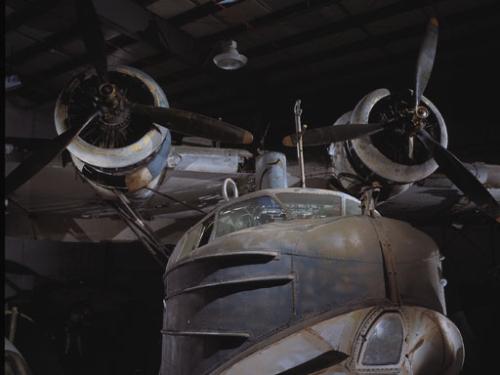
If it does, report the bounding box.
[274,191,344,220]
[196,214,215,248]
[174,188,370,257]
[213,194,286,239]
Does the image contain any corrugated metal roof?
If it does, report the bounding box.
[4,0,499,116]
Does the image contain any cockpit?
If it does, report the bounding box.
[171,188,367,262]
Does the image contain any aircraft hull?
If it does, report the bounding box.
[161,215,463,374]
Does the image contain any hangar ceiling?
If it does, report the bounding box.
[5,0,500,162]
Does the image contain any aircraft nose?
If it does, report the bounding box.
[352,306,464,375]
[399,307,464,375]
[218,305,464,375]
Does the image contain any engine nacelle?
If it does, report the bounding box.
[54,66,171,201]
[329,88,448,200]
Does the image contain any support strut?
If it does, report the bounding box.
[111,191,170,267]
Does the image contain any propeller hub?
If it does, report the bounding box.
[99,83,115,96]
[415,105,430,119]
[95,83,130,128]
[366,89,442,166]
[98,83,121,108]
[408,104,430,136]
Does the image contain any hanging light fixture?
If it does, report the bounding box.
[213,40,247,70]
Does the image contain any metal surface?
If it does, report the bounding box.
[325,88,449,202]
[417,129,500,222]
[294,100,306,188]
[71,131,171,200]
[113,191,170,266]
[415,18,439,110]
[130,103,253,144]
[54,65,169,169]
[220,306,463,375]
[168,146,252,174]
[5,111,99,195]
[4,338,32,375]
[255,152,288,190]
[222,178,239,201]
[350,88,448,184]
[328,111,411,201]
[161,188,458,374]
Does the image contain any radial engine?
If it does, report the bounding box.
[329,88,447,200]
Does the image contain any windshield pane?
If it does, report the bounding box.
[345,198,362,215]
[216,196,285,237]
[276,193,342,219]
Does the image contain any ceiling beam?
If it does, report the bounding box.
[155,0,446,88]
[178,25,499,117]
[201,0,338,44]
[168,0,244,28]
[169,1,499,103]
[6,0,339,98]
[7,0,210,93]
[123,0,338,81]
[7,24,80,65]
[11,33,138,99]
[5,0,61,32]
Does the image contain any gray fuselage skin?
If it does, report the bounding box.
[160,189,463,375]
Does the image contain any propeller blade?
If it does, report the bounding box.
[129,103,253,144]
[416,129,500,222]
[415,17,439,108]
[76,0,109,82]
[408,135,415,159]
[6,112,99,195]
[282,123,388,147]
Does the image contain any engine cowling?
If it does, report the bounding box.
[329,88,448,200]
[54,66,171,201]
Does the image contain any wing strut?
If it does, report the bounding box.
[111,191,171,267]
[145,187,207,215]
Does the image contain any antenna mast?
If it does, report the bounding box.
[294,99,306,188]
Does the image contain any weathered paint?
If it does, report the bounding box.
[220,306,463,375]
[160,188,461,375]
[54,65,169,169]
[255,152,288,189]
[350,88,448,184]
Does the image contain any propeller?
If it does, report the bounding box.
[412,18,498,221]
[282,18,440,149]
[414,18,439,110]
[409,17,439,158]
[5,112,99,196]
[282,122,390,147]
[281,17,499,221]
[76,0,252,145]
[130,103,253,145]
[76,0,109,83]
[416,129,500,222]
[5,0,253,195]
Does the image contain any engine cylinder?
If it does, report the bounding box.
[54,66,171,199]
[329,88,448,200]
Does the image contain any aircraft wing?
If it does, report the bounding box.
[286,159,500,224]
[376,171,500,224]
[5,139,253,242]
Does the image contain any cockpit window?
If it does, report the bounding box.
[198,216,215,247]
[215,196,285,238]
[276,193,341,219]
[345,198,362,215]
